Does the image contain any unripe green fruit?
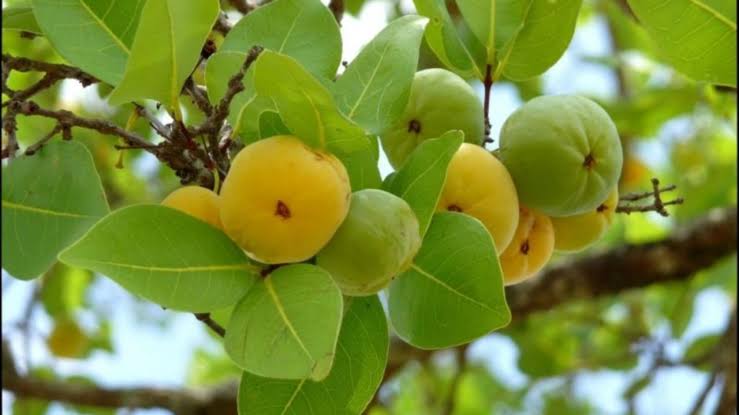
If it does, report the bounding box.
[317,189,422,296]
[47,318,89,359]
[499,95,623,217]
[380,68,484,169]
[551,188,618,252]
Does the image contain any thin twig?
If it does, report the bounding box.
[2,103,19,159]
[133,104,170,138]
[9,100,153,149]
[183,78,213,116]
[1,54,97,87]
[616,178,683,216]
[19,284,41,373]
[482,64,493,146]
[227,0,255,14]
[688,371,718,415]
[193,313,226,337]
[24,123,63,155]
[213,13,233,35]
[329,0,345,23]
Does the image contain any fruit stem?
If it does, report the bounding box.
[482,64,493,146]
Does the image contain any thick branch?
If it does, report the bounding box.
[2,343,238,415]
[506,205,736,316]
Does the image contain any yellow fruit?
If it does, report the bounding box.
[551,188,619,252]
[219,136,351,264]
[620,156,650,191]
[500,207,555,285]
[436,143,519,253]
[47,319,88,359]
[162,186,222,230]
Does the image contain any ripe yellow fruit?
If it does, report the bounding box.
[162,186,223,230]
[620,156,650,191]
[436,143,519,253]
[47,319,88,359]
[219,136,351,264]
[500,207,555,285]
[551,188,619,253]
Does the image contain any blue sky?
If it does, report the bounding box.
[2,1,735,414]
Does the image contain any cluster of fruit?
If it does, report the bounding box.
[161,67,622,294]
[162,135,421,297]
[380,69,623,285]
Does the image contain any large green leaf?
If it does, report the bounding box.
[486,0,582,80]
[108,0,220,112]
[32,0,146,85]
[452,0,581,79]
[627,0,737,86]
[414,0,487,79]
[388,212,510,349]
[2,7,42,34]
[238,295,388,414]
[58,205,257,312]
[219,0,341,80]
[385,131,463,238]
[333,15,428,135]
[2,141,109,280]
[252,50,381,190]
[225,264,343,381]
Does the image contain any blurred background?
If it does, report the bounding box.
[2,0,737,414]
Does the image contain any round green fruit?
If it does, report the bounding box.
[317,189,422,296]
[380,68,484,169]
[499,95,623,217]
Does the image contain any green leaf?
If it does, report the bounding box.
[238,295,388,414]
[627,0,737,86]
[414,0,487,79]
[58,205,257,312]
[385,131,463,238]
[258,111,290,137]
[684,334,721,363]
[225,264,343,381]
[2,141,109,280]
[2,7,42,34]
[388,212,510,349]
[219,0,341,80]
[12,398,49,415]
[31,0,146,85]
[487,0,582,80]
[453,0,582,79]
[252,50,381,190]
[108,0,220,112]
[333,15,428,134]
[41,262,92,318]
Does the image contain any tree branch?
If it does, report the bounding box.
[617,178,683,216]
[328,0,345,23]
[2,341,238,415]
[506,205,735,316]
[482,64,493,146]
[1,54,98,88]
[194,313,226,337]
